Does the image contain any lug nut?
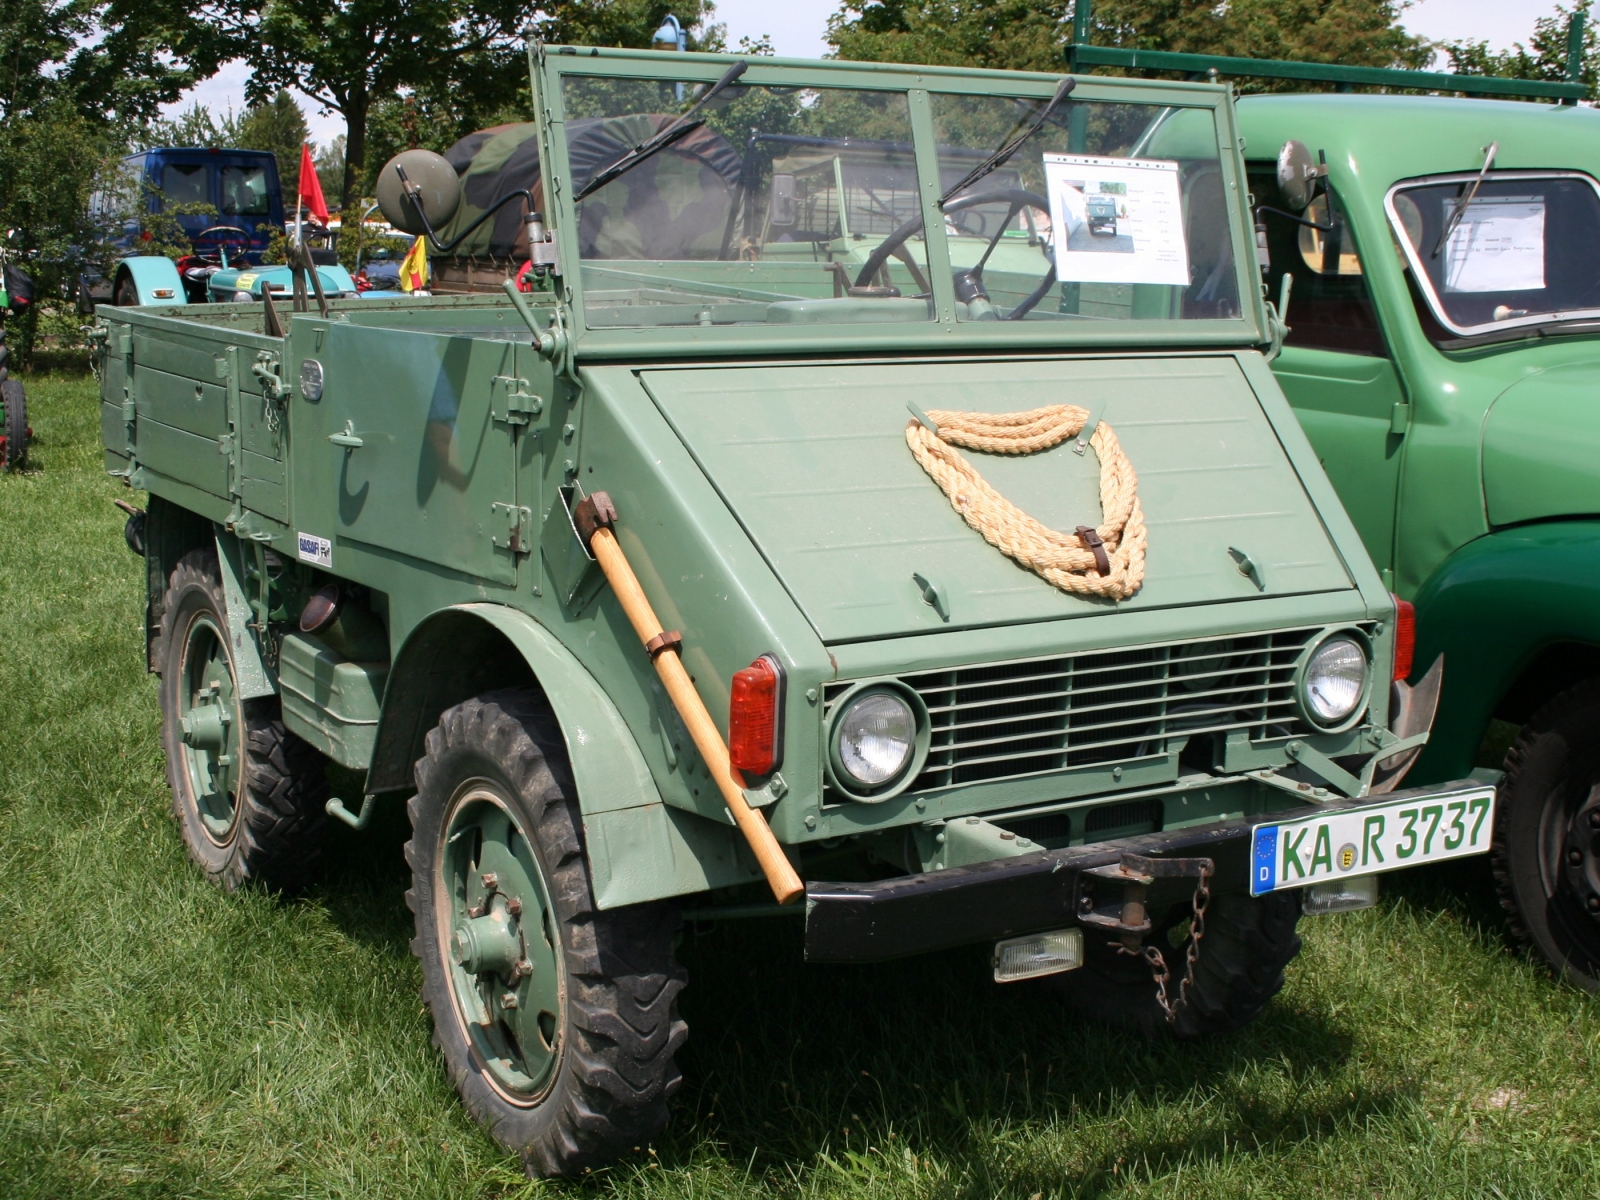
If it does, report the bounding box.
[1570,850,1584,866]
[506,897,523,917]
[514,958,533,979]
[1589,811,1600,829]
[1588,896,1600,913]
[501,992,519,1009]
[481,872,499,890]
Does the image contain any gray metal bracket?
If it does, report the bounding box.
[214,531,276,699]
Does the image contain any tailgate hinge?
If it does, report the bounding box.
[492,376,543,426]
[492,502,534,555]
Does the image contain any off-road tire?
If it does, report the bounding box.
[407,689,686,1177]
[158,546,328,890]
[1049,891,1303,1039]
[2,377,26,469]
[1492,679,1600,991]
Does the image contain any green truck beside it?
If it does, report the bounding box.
[95,43,1496,1174]
[1235,89,1600,990]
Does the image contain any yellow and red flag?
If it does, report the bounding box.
[399,235,429,293]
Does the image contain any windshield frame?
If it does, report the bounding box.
[1384,169,1600,341]
[530,45,1264,358]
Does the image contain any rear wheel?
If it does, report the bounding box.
[157,546,328,890]
[1493,679,1600,990]
[408,689,686,1177]
[2,377,26,469]
[1049,891,1303,1038]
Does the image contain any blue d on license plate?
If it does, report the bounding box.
[1249,785,1496,896]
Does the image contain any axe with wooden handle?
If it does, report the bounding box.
[573,491,805,905]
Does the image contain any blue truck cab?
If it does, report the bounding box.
[83,148,318,309]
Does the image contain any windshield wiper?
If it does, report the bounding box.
[940,77,1076,207]
[575,60,748,201]
[1432,141,1498,258]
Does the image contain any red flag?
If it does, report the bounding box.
[298,143,329,223]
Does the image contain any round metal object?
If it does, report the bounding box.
[299,582,340,633]
[437,784,563,1102]
[376,149,462,236]
[824,681,931,803]
[1277,139,1318,211]
[177,612,242,843]
[1561,787,1600,923]
[299,358,324,402]
[1292,628,1374,733]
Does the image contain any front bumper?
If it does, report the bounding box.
[804,776,1485,962]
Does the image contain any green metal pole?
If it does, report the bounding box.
[1566,10,1587,105]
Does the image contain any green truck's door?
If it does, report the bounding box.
[303,324,525,584]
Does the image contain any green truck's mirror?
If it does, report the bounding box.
[1276,139,1318,211]
[376,149,462,235]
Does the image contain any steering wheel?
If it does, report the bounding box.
[191,225,253,259]
[855,188,1056,321]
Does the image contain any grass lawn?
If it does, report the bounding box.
[2,371,1599,1199]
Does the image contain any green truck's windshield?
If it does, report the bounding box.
[1387,172,1600,340]
[562,73,1241,330]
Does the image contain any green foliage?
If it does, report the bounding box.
[826,0,1431,85]
[2,384,1600,1200]
[316,135,347,204]
[1442,0,1596,101]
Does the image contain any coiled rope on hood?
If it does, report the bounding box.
[905,403,1147,601]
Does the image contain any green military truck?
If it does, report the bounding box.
[96,43,1496,1175]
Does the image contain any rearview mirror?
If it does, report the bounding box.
[1276,140,1319,212]
[376,149,462,236]
[769,174,796,228]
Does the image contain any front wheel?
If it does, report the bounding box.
[1048,891,1303,1039]
[407,689,686,1176]
[1493,679,1600,990]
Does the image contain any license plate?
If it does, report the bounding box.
[1249,785,1496,896]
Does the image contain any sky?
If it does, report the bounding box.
[165,0,1570,149]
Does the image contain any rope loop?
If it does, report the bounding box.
[906,403,1147,600]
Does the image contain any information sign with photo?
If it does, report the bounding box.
[1043,153,1190,286]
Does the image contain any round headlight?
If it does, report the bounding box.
[1303,635,1368,725]
[835,691,916,787]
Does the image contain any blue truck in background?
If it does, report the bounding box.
[81,147,358,309]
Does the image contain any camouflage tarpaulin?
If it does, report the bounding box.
[433,116,743,261]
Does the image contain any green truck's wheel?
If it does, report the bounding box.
[158,547,328,890]
[1493,680,1600,991]
[1049,891,1303,1039]
[2,378,27,469]
[408,689,686,1177]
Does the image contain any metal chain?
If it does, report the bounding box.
[1136,864,1212,1024]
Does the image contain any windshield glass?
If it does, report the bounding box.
[563,75,933,328]
[931,96,1239,321]
[1387,172,1600,340]
[220,166,271,216]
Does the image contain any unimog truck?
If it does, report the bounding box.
[96,43,1497,1175]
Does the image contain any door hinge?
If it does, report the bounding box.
[492,376,543,426]
[1389,400,1411,435]
[492,502,534,555]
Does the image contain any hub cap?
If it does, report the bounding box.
[1559,785,1600,916]
[178,614,242,842]
[439,786,563,1101]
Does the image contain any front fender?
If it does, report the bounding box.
[114,256,186,306]
[370,604,761,908]
[1410,521,1600,783]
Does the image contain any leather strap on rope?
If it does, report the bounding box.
[905,404,1148,601]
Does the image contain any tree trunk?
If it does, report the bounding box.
[342,83,368,211]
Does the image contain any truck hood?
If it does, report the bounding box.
[640,356,1353,642]
[1483,359,1600,527]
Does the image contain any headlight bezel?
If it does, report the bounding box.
[1294,628,1374,732]
[824,682,930,802]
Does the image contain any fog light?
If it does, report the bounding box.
[993,928,1083,983]
[1303,874,1379,915]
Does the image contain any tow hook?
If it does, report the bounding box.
[1077,852,1215,950]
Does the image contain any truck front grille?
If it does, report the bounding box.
[826,629,1322,795]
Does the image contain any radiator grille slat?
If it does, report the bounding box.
[826,628,1329,793]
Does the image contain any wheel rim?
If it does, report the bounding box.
[1539,778,1600,967]
[178,612,243,843]
[437,783,564,1102]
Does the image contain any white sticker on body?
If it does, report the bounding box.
[297,532,332,568]
[1043,153,1190,287]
